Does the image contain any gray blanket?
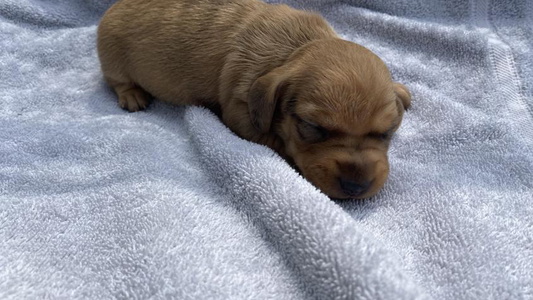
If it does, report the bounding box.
[1,0,532,299]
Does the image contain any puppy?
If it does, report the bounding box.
[97,0,411,199]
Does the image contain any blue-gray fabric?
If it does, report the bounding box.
[1,0,531,299]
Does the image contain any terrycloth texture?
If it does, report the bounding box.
[1,0,532,299]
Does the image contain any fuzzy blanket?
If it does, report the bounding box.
[1,0,532,299]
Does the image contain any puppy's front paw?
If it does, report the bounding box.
[118,87,150,112]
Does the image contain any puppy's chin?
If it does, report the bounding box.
[293,155,389,200]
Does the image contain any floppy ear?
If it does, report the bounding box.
[247,68,288,133]
[393,82,411,110]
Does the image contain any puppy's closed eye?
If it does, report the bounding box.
[368,131,392,141]
[294,114,329,143]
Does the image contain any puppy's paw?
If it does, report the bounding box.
[118,87,150,112]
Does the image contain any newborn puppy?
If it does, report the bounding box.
[97,0,411,199]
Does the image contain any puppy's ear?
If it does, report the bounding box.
[393,83,411,110]
[248,67,288,133]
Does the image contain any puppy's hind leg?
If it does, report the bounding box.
[106,77,151,112]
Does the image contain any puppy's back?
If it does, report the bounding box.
[97,0,336,106]
[98,0,266,104]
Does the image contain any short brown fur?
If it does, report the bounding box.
[97,0,411,199]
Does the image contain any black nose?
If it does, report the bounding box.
[339,178,371,197]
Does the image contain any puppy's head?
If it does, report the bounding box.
[248,39,411,199]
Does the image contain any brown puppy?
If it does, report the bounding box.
[97,0,411,199]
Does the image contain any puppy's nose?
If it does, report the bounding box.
[339,178,371,197]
